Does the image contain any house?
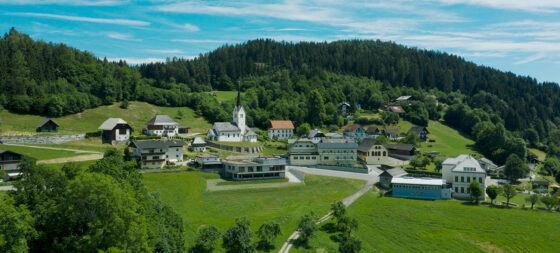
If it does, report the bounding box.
[308,129,326,141]
[365,126,380,137]
[0,150,23,179]
[268,120,295,140]
[178,127,190,134]
[325,133,345,139]
[129,140,186,169]
[391,177,452,200]
[338,102,351,116]
[196,153,221,168]
[424,95,438,106]
[287,138,320,166]
[190,137,207,152]
[358,138,389,165]
[207,91,257,142]
[442,155,487,200]
[222,156,286,180]
[532,181,550,193]
[395,95,414,104]
[36,119,59,132]
[145,115,179,137]
[407,126,429,141]
[98,118,133,145]
[478,157,497,172]
[317,139,358,167]
[343,124,366,140]
[382,143,419,160]
[385,105,406,114]
[379,167,408,189]
[383,128,401,141]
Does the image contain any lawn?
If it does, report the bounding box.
[28,138,123,153]
[215,178,289,186]
[142,172,365,251]
[209,91,240,103]
[304,192,560,252]
[0,101,211,135]
[0,144,85,161]
[419,121,478,157]
[529,148,546,161]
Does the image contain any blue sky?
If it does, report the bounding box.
[2,0,560,84]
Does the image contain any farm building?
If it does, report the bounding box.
[190,137,207,152]
[145,115,179,137]
[0,150,23,179]
[36,119,59,132]
[98,118,133,145]
[382,143,419,160]
[379,167,408,188]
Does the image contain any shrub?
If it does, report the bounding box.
[85,130,102,138]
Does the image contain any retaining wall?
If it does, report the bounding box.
[207,141,264,154]
[0,134,86,144]
[287,167,307,181]
[316,165,371,174]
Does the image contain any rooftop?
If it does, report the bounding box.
[147,115,178,125]
[130,140,187,149]
[344,124,362,133]
[37,118,59,128]
[318,140,358,149]
[98,118,132,131]
[212,122,240,132]
[382,167,408,177]
[391,177,445,186]
[269,120,295,130]
[444,154,485,173]
[358,138,382,152]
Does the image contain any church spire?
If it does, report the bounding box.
[236,82,242,107]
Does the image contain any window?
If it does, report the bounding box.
[461,187,464,193]
[294,156,299,160]
[467,177,470,183]
[306,156,310,160]
[455,176,458,182]
[312,157,316,160]
[461,176,464,182]
[176,148,179,151]
[479,177,482,183]
[467,188,470,194]
[324,156,329,160]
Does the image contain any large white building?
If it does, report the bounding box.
[443,154,487,200]
[268,120,295,140]
[145,115,179,137]
[207,91,257,142]
[129,140,186,169]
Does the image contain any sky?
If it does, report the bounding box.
[1,0,560,84]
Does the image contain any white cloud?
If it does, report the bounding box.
[106,32,140,41]
[5,12,150,26]
[432,0,560,13]
[181,23,200,32]
[145,49,185,54]
[172,39,232,43]
[514,53,548,65]
[0,0,128,6]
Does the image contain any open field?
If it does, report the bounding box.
[529,148,546,161]
[0,144,86,161]
[302,191,560,252]
[420,121,478,157]
[209,91,240,103]
[142,172,364,251]
[27,138,124,153]
[0,101,211,135]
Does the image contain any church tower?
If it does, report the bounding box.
[233,87,246,134]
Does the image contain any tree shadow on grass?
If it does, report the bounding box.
[293,238,311,250]
[256,241,275,252]
[320,222,342,243]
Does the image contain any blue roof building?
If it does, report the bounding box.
[391,177,452,200]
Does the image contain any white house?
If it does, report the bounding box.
[442,154,487,200]
[207,91,257,143]
[268,120,294,140]
[129,140,186,169]
[145,115,179,137]
[98,118,133,145]
[191,137,207,152]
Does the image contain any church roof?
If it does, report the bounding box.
[212,122,240,132]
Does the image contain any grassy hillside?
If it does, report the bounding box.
[0,101,211,135]
[422,121,477,157]
[0,144,86,160]
[303,191,560,252]
[210,91,240,103]
[142,171,364,251]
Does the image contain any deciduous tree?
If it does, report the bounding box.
[469,180,483,204]
[501,184,517,207]
[222,218,254,253]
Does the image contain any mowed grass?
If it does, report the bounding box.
[28,138,123,153]
[142,172,365,251]
[0,101,211,135]
[210,91,240,103]
[529,148,546,161]
[420,121,477,157]
[0,144,84,160]
[305,192,560,252]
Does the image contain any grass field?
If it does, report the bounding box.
[420,121,478,157]
[28,138,123,153]
[529,148,546,161]
[215,178,289,186]
[210,91,240,103]
[0,144,85,160]
[0,101,211,135]
[142,172,364,251]
[303,191,560,252]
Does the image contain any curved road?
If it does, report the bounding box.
[278,166,379,253]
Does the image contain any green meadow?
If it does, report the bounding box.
[142,171,365,251]
[0,144,84,161]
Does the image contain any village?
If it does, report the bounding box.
[1,91,553,205]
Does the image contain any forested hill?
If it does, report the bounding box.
[2,29,560,159]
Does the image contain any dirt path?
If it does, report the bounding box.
[2,143,102,154]
[37,154,104,164]
[278,169,378,253]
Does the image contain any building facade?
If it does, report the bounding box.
[407,126,429,141]
[391,177,452,200]
[36,119,59,132]
[190,137,206,152]
[98,118,133,145]
[222,156,286,180]
[379,167,407,188]
[0,150,23,178]
[145,115,179,137]
[343,125,366,140]
[196,153,221,167]
[130,140,186,169]
[268,120,295,140]
[287,138,320,165]
[358,138,389,165]
[442,155,487,200]
[317,139,358,167]
[207,91,257,143]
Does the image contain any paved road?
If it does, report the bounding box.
[278,166,379,253]
[2,143,102,154]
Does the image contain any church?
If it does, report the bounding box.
[206,90,258,142]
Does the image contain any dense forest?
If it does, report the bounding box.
[2,28,560,162]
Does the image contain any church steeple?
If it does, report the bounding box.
[236,83,242,107]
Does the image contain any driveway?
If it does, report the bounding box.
[287,166,380,182]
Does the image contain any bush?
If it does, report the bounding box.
[85,130,102,138]
[355,117,384,126]
[131,135,162,140]
[428,139,435,142]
